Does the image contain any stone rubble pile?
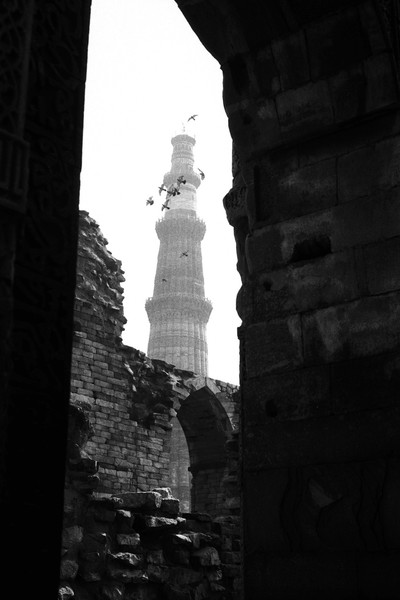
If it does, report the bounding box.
[60,488,241,600]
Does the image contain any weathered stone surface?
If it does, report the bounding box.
[168,566,203,586]
[62,525,83,550]
[147,564,169,583]
[338,136,400,203]
[191,546,221,567]
[115,510,135,532]
[160,498,180,516]
[59,559,79,581]
[244,315,303,377]
[116,533,141,550]
[243,366,331,424]
[328,64,366,123]
[271,31,310,91]
[257,156,337,224]
[243,406,400,469]
[302,292,400,364]
[152,487,172,498]
[80,532,108,554]
[276,81,334,138]
[146,550,165,565]
[139,515,179,529]
[305,7,369,79]
[108,552,144,567]
[98,583,125,600]
[116,492,162,511]
[363,236,400,295]
[58,586,74,600]
[106,566,147,583]
[256,249,358,319]
[331,351,400,414]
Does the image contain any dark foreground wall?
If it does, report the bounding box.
[176,0,400,597]
[0,1,92,594]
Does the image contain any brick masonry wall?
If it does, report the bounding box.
[71,211,240,514]
[60,403,242,600]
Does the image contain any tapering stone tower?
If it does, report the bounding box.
[146,131,212,374]
[146,130,212,509]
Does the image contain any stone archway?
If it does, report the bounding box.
[177,382,234,515]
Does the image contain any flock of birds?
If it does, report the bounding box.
[145,114,205,212]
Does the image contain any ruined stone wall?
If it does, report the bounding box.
[60,403,241,600]
[72,211,240,515]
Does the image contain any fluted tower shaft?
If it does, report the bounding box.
[146,133,212,376]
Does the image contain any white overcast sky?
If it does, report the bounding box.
[79,0,241,385]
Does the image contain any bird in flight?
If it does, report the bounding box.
[177,176,186,185]
[158,184,167,195]
[161,202,170,211]
[166,183,180,199]
[188,114,198,122]
[180,251,188,257]
[161,278,167,282]
[146,196,154,205]
[198,168,205,180]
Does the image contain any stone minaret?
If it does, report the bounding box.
[146,130,212,374]
[145,129,212,508]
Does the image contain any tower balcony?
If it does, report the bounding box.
[156,212,206,240]
[163,169,201,189]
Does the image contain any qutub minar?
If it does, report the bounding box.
[145,127,212,508]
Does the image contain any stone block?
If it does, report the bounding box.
[328,64,366,123]
[191,546,221,567]
[244,552,358,599]
[58,586,74,600]
[108,552,143,567]
[242,365,331,424]
[106,565,146,584]
[227,97,282,156]
[243,405,400,469]
[116,491,162,511]
[338,136,400,203]
[333,189,400,250]
[276,81,334,139]
[271,31,310,91]
[59,559,79,581]
[139,515,179,529]
[257,156,337,223]
[253,46,280,97]
[147,564,169,583]
[152,487,172,498]
[244,469,291,553]
[80,532,108,554]
[115,509,135,533]
[62,525,83,550]
[168,566,203,586]
[116,533,141,550]
[247,208,333,274]
[332,350,400,414]
[302,291,400,364]
[97,583,125,600]
[306,8,368,79]
[364,236,400,294]
[244,315,303,377]
[146,549,165,565]
[259,249,358,318]
[364,52,398,113]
